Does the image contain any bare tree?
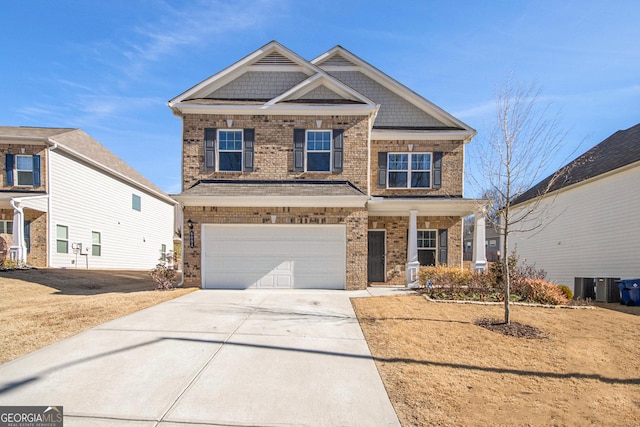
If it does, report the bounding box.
[473,76,575,324]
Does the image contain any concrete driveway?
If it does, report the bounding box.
[0,289,402,426]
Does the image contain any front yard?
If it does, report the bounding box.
[0,269,195,364]
[352,294,640,426]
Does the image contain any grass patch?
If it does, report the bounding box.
[352,294,640,427]
[0,269,196,364]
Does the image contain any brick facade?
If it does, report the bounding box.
[0,208,47,267]
[369,215,463,285]
[182,206,368,290]
[370,139,464,197]
[0,145,48,191]
[182,114,370,191]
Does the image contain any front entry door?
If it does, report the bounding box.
[368,230,385,282]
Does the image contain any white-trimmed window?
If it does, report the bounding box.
[0,220,13,234]
[132,194,141,211]
[218,130,243,171]
[16,155,35,186]
[417,229,437,266]
[204,128,254,172]
[388,153,432,188]
[306,130,332,172]
[56,225,69,254]
[92,231,101,256]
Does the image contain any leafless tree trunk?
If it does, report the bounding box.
[472,76,575,324]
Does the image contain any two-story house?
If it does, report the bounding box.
[170,41,487,290]
[0,126,176,269]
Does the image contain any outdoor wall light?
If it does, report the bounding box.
[187,219,193,230]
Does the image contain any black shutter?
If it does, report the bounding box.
[243,128,254,172]
[5,154,14,186]
[433,151,443,189]
[204,128,216,171]
[377,152,387,187]
[332,129,344,172]
[32,155,41,186]
[293,128,305,172]
[438,228,448,265]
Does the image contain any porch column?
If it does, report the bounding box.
[406,209,420,288]
[472,209,487,271]
[9,199,26,265]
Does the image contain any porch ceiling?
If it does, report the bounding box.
[367,197,487,217]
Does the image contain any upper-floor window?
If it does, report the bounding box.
[293,128,343,173]
[204,128,255,172]
[132,194,141,211]
[378,151,442,190]
[306,130,332,172]
[218,130,243,171]
[388,153,431,188]
[5,154,41,187]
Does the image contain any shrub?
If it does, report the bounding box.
[150,263,176,290]
[518,278,570,305]
[558,285,573,300]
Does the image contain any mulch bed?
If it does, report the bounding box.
[474,317,546,339]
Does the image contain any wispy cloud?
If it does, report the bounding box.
[118,0,288,77]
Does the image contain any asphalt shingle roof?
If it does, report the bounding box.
[512,123,640,206]
[179,180,366,198]
[0,126,169,198]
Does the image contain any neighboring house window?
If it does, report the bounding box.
[487,239,497,248]
[56,225,69,254]
[0,221,13,234]
[388,153,431,188]
[204,128,255,172]
[306,130,332,172]
[160,243,167,262]
[5,154,41,187]
[132,194,141,211]
[417,230,437,266]
[92,231,101,256]
[293,128,343,173]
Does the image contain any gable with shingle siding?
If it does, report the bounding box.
[205,71,309,100]
[328,71,448,128]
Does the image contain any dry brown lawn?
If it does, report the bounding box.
[352,294,640,427]
[0,269,195,364]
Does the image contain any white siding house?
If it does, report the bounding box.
[1,126,176,270]
[509,123,640,290]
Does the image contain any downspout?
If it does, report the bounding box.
[46,141,58,268]
[9,199,26,264]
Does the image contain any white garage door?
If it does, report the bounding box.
[202,224,346,289]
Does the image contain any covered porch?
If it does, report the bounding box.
[367,197,488,287]
[0,193,48,266]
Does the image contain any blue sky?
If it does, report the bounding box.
[2,0,638,196]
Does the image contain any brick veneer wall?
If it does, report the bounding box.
[182,114,370,191]
[0,208,47,267]
[368,215,462,284]
[0,145,48,191]
[25,210,47,267]
[370,139,464,196]
[182,206,368,290]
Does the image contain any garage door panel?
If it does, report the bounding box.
[202,225,345,289]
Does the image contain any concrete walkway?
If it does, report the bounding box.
[0,289,406,426]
